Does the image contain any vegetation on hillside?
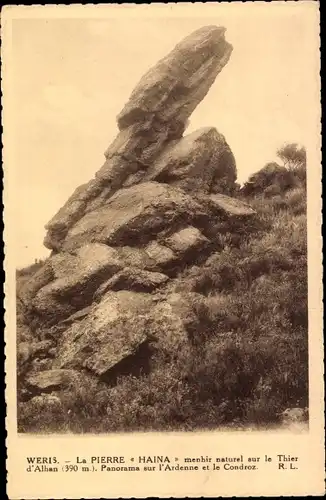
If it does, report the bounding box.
[17,143,308,433]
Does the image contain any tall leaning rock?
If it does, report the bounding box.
[19,26,258,388]
[116,25,233,129]
[44,26,234,251]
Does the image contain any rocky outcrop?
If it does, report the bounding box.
[207,193,256,217]
[44,26,234,252]
[17,26,258,401]
[52,291,153,377]
[143,127,236,194]
[94,268,169,294]
[25,369,81,394]
[60,182,207,251]
[163,226,209,256]
[144,241,177,269]
[32,244,124,322]
[117,26,232,129]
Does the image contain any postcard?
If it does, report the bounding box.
[2,2,324,498]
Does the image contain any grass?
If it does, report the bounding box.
[17,179,308,433]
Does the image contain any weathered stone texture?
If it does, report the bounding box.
[18,26,257,388]
[44,26,234,252]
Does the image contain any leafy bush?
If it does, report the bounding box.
[241,162,299,196]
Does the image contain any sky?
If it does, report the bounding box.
[5,3,320,267]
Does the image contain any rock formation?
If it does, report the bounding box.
[18,26,257,406]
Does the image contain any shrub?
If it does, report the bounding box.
[241,163,298,196]
[285,187,306,215]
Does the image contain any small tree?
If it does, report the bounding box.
[276,143,306,171]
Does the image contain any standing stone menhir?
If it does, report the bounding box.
[43,25,235,251]
[19,25,257,395]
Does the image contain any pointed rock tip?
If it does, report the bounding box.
[175,24,230,49]
[187,25,227,37]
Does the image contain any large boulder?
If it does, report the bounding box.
[94,268,169,295]
[49,243,123,278]
[51,289,204,379]
[116,245,157,270]
[32,244,124,322]
[25,369,81,394]
[117,26,232,130]
[163,226,209,256]
[207,193,256,217]
[61,182,207,251]
[144,127,236,194]
[193,193,257,242]
[144,240,177,269]
[53,291,154,377]
[44,26,233,251]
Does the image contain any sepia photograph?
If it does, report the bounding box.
[13,9,313,435]
[3,2,324,498]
